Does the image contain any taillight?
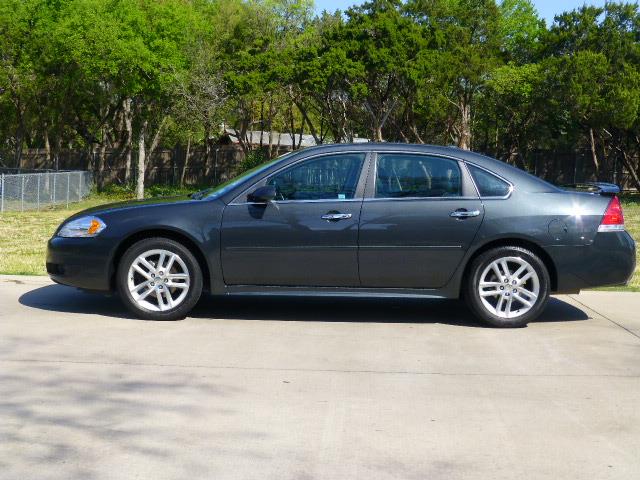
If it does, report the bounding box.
[598,196,625,232]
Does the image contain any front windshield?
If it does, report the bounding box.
[192,152,294,200]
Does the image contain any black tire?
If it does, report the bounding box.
[117,237,203,321]
[464,246,550,328]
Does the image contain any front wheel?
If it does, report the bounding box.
[117,237,203,320]
[464,246,550,328]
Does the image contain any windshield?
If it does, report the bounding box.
[191,153,294,200]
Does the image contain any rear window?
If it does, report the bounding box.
[468,164,512,197]
[375,154,462,198]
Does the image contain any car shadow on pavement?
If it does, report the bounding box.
[19,284,589,327]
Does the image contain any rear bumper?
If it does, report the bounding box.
[547,231,636,293]
[46,236,113,291]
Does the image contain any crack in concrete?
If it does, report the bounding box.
[1,358,639,378]
[569,294,640,342]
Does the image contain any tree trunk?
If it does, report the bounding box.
[297,112,304,150]
[589,128,600,175]
[123,97,133,183]
[204,124,212,178]
[14,122,24,169]
[136,120,147,200]
[457,101,472,150]
[411,124,424,144]
[267,97,276,158]
[181,134,191,187]
[97,139,107,191]
[54,136,61,171]
[375,125,383,142]
[507,145,518,166]
[147,116,166,159]
[44,126,51,166]
[620,150,640,192]
[293,98,320,144]
[378,98,398,141]
[398,127,409,143]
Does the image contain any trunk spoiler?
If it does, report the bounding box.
[562,182,621,196]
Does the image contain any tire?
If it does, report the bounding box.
[117,237,203,321]
[464,246,550,328]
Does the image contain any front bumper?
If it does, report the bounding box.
[46,236,113,291]
[547,231,636,293]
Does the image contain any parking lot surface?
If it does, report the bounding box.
[1,275,639,480]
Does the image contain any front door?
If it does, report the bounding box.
[359,152,484,288]
[221,152,367,286]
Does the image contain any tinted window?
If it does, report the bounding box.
[267,153,365,201]
[468,164,511,197]
[375,154,461,198]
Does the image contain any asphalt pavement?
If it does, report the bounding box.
[1,275,639,480]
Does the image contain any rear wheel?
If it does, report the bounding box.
[117,237,203,320]
[465,246,550,328]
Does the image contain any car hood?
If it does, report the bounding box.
[67,195,196,220]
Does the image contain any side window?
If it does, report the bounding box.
[375,154,462,198]
[467,164,512,197]
[267,153,365,201]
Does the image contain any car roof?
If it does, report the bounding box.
[218,143,558,203]
[293,143,558,191]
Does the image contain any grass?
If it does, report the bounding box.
[0,187,639,291]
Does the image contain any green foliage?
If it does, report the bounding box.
[237,149,271,174]
[2,0,640,190]
[498,0,544,60]
[100,182,200,198]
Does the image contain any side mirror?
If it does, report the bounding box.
[247,185,276,204]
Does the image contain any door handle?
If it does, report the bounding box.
[450,209,481,219]
[321,213,353,221]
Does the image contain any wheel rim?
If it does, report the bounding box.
[127,249,190,312]
[478,256,540,319]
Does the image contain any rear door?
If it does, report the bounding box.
[358,152,484,288]
[221,152,368,287]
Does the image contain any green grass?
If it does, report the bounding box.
[1,188,639,291]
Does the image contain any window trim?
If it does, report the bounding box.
[229,151,371,205]
[464,161,514,200]
[365,151,478,201]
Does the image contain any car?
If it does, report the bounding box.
[46,143,636,327]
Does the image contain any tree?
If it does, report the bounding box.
[2,0,640,192]
[0,0,39,167]
[406,0,503,149]
[542,4,640,185]
[173,53,227,184]
[498,0,544,62]
[324,0,424,141]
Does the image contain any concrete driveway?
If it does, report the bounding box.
[1,275,639,480]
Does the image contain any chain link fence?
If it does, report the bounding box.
[0,170,93,213]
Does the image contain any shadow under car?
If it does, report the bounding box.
[18,284,590,327]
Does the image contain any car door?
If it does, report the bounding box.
[221,152,368,286]
[358,152,484,289]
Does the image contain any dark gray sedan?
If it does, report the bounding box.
[47,144,635,327]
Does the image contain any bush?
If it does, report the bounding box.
[99,183,201,199]
[236,149,270,174]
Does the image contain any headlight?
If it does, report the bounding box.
[58,216,107,238]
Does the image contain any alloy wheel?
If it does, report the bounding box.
[127,249,190,312]
[477,256,540,319]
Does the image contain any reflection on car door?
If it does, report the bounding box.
[221,153,367,287]
[359,153,484,288]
